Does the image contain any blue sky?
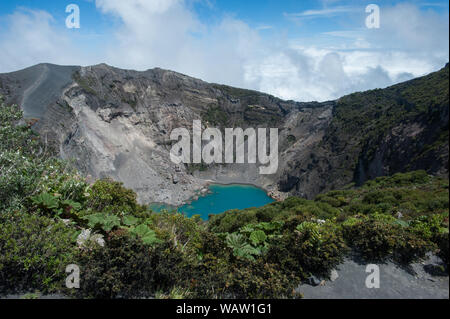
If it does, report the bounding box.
[0,0,448,101]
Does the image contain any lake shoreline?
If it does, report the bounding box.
[150,182,276,219]
[201,179,287,202]
[149,179,287,218]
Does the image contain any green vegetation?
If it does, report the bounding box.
[332,65,448,147]
[72,71,97,95]
[321,63,449,183]
[186,162,208,174]
[286,134,296,144]
[201,106,229,127]
[210,170,449,271]
[0,212,77,293]
[0,96,448,299]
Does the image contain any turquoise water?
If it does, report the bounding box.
[150,184,274,220]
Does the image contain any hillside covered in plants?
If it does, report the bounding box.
[1,96,448,298]
[278,63,449,197]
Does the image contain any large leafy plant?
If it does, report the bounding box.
[129,224,162,246]
[225,233,260,261]
[30,192,83,220]
[296,221,322,246]
[31,192,59,212]
[83,213,121,232]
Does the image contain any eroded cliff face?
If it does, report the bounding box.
[0,63,448,205]
[0,63,325,205]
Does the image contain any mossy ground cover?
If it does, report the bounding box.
[0,96,448,299]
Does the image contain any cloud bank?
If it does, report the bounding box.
[0,9,83,71]
[0,1,448,102]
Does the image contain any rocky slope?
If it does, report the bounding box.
[297,254,449,299]
[0,63,448,205]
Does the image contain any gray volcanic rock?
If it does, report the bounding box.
[0,63,304,205]
[0,63,80,119]
[297,254,449,299]
[0,63,448,205]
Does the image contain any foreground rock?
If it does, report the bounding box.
[297,254,449,299]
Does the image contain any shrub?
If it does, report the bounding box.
[74,233,182,299]
[0,99,39,155]
[150,212,205,254]
[268,220,346,279]
[435,232,449,267]
[85,179,145,216]
[225,261,298,299]
[209,209,259,234]
[342,215,431,263]
[184,254,298,299]
[0,212,77,294]
[393,232,432,264]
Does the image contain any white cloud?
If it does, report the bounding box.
[249,3,449,101]
[94,0,263,89]
[0,8,93,72]
[95,0,201,69]
[285,6,359,18]
[0,2,448,103]
[94,0,450,101]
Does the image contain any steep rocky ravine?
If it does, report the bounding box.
[0,63,448,205]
